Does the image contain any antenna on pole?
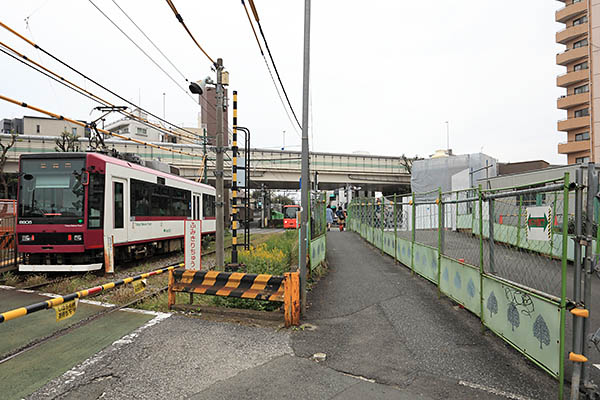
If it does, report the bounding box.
[445,121,450,152]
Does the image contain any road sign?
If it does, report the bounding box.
[526,206,552,242]
[236,157,246,188]
[185,220,202,270]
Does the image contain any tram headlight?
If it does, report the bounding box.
[20,234,34,242]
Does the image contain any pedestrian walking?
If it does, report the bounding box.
[326,205,334,231]
[337,207,346,231]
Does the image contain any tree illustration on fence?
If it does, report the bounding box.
[487,291,498,318]
[507,303,520,332]
[533,315,550,350]
[454,272,462,289]
[467,278,475,298]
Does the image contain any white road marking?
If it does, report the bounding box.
[594,363,600,370]
[0,285,15,290]
[458,380,535,400]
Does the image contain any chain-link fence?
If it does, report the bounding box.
[311,194,326,240]
[347,174,573,393]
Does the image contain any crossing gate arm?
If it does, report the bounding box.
[168,269,300,327]
[0,263,183,323]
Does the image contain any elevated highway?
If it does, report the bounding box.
[0,134,410,191]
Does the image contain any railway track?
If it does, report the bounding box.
[0,283,170,365]
[0,243,242,364]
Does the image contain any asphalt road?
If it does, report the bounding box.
[25,230,567,399]
[291,231,561,399]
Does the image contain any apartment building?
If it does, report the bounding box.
[556,0,592,164]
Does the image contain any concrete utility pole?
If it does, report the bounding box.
[299,0,311,314]
[215,58,225,268]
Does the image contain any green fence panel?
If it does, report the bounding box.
[310,234,327,271]
[383,231,395,257]
[482,274,561,378]
[396,236,412,267]
[367,226,374,244]
[439,256,481,315]
[457,214,472,230]
[412,242,439,284]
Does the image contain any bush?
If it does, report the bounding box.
[215,231,298,311]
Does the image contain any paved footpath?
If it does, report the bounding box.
[28,231,562,399]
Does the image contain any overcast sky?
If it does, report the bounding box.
[1,1,565,164]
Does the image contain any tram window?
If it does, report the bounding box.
[114,182,124,229]
[203,193,215,218]
[87,173,104,228]
[130,178,191,217]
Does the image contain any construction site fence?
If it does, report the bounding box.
[347,175,573,398]
[309,193,327,271]
[0,200,17,273]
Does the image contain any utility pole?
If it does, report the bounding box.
[215,58,225,268]
[299,0,311,314]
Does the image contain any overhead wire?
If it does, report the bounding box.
[110,0,189,83]
[164,0,215,65]
[87,0,200,108]
[0,40,203,145]
[247,0,302,130]
[0,20,210,143]
[0,94,202,158]
[240,0,301,138]
[77,4,234,140]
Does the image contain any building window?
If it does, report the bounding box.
[575,132,590,141]
[36,124,40,133]
[573,0,582,3]
[122,127,129,134]
[573,16,588,26]
[574,108,589,117]
[574,38,588,49]
[574,61,588,71]
[576,156,590,164]
[72,127,77,135]
[574,84,589,94]
[136,127,147,136]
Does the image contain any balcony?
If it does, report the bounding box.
[557,116,590,131]
[557,68,588,87]
[557,45,588,66]
[558,139,590,154]
[556,23,587,44]
[557,92,589,109]
[556,1,587,24]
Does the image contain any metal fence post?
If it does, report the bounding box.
[488,196,496,274]
[394,194,398,261]
[517,195,522,248]
[438,188,443,295]
[478,185,485,332]
[411,193,416,274]
[582,166,596,388]
[571,169,583,400]
[381,196,385,252]
[560,172,570,400]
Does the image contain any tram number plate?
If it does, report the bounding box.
[132,279,147,294]
[54,299,77,322]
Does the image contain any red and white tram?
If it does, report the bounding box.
[16,152,216,272]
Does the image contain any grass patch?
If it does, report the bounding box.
[217,230,299,311]
[1,271,20,286]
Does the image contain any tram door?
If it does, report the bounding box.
[111,178,129,244]
[192,193,202,221]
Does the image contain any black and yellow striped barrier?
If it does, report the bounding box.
[0,263,183,324]
[168,269,300,327]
